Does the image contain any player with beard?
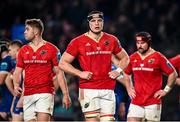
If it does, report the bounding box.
[59,10,129,121]
[124,31,177,121]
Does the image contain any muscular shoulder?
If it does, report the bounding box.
[45,42,59,50]
[68,34,86,47]
[169,54,180,63]
[70,34,85,43]
[153,51,166,59]
[130,52,139,60]
[103,32,118,41]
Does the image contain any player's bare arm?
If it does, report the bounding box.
[54,66,71,109]
[154,70,177,99]
[176,77,180,85]
[59,52,93,80]
[124,73,136,99]
[109,49,129,79]
[0,72,8,85]
[5,73,16,96]
[111,54,126,85]
[12,67,23,96]
[116,48,130,70]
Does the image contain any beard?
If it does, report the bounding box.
[138,48,148,54]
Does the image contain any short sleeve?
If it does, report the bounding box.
[113,37,122,54]
[66,39,79,57]
[16,49,24,68]
[51,46,61,66]
[159,53,174,75]
[124,61,132,75]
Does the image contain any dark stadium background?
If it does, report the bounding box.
[0,0,179,121]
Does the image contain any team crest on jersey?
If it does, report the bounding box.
[84,102,89,108]
[148,58,155,63]
[104,40,109,45]
[40,50,47,55]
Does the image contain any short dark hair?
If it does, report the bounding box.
[0,38,11,46]
[9,40,23,48]
[135,31,152,46]
[87,10,104,21]
[25,18,44,34]
[0,44,8,55]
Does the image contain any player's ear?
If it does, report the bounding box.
[33,27,40,35]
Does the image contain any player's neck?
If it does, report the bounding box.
[139,48,155,59]
[31,37,45,46]
[30,37,46,51]
[88,31,103,42]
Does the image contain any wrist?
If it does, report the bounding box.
[62,92,69,96]
[14,82,20,87]
[116,67,123,73]
[163,85,172,93]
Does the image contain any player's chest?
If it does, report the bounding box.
[131,57,159,70]
[79,39,113,54]
[23,49,51,60]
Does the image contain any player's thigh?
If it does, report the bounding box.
[100,90,116,121]
[79,89,100,113]
[23,95,36,121]
[145,104,161,121]
[37,112,51,121]
[35,93,54,115]
[127,104,145,119]
[12,113,23,121]
[100,90,115,115]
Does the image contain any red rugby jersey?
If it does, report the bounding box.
[169,54,180,76]
[17,42,60,95]
[66,32,122,89]
[124,51,174,106]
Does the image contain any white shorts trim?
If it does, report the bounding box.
[79,89,115,115]
[127,103,161,121]
[23,93,54,121]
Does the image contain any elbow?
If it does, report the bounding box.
[124,55,130,67]
[0,80,4,85]
[59,61,66,70]
[173,70,178,78]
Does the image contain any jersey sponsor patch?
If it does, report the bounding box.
[117,39,122,48]
[0,62,8,70]
[166,61,173,69]
[57,52,61,61]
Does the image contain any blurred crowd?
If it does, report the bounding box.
[0,0,179,121]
